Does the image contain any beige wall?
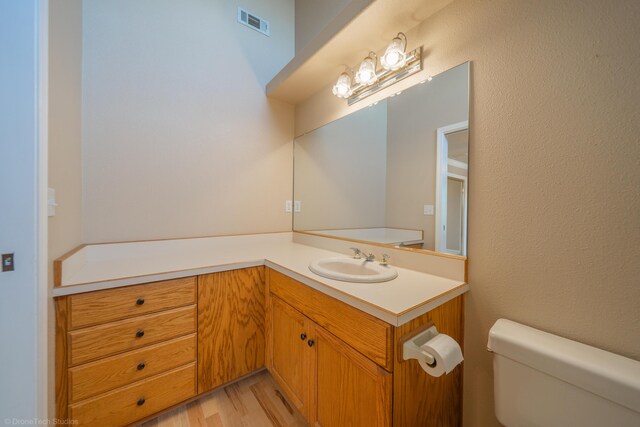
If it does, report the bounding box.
[385,63,468,250]
[81,0,295,243]
[294,101,387,230]
[294,0,351,52]
[48,0,83,416]
[48,0,83,273]
[295,1,640,425]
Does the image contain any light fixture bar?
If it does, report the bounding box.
[347,47,422,105]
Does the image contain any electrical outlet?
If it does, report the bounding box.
[294,201,302,213]
[285,200,292,213]
[2,253,15,272]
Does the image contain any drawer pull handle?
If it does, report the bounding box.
[137,362,146,371]
[136,329,145,338]
[300,333,307,340]
[307,339,315,347]
[136,298,145,306]
[137,398,146,406]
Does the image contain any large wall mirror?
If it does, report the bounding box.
[293,62,470,257]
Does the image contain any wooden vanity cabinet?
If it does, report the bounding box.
[309,323,392,427]
[56,277,198,426]
[267,288,392,426]
[266,267,463,427]
[268,292,392,426]
[269,295,311,415]
[56,267,267,427]
[197,267,266,393]
[55,264,462,426]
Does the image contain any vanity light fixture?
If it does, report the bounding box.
[355,52,378,86]
[332,71,353,98]
[331,33,422,105]
[380,33,407,70]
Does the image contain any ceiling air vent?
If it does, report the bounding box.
[237,7,270,36]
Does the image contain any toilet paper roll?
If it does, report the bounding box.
[419,333,464,377]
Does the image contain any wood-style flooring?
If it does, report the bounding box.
[140,370,307,427]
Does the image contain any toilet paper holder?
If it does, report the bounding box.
[401,324,439,367]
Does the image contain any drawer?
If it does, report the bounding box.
[68,305,196,366]
[268,268,393,370]
[69,362,196,427]
[69,334,196,403]
[68,277,196,330]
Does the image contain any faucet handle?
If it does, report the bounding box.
[380,254,391,265]
[349,247,362,259]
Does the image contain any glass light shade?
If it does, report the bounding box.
[355,56,377,86]
[381,35,407,70]
[332,72,353,98]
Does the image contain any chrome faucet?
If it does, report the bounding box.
[349,247,362,259]
[350,247,375,261]
[362,252,376,262]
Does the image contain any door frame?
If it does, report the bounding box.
[37,0,49,419]
[435,120,468,255]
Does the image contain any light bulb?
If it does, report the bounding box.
[332,72,353,98]
[381,33,407,71]
[385,51,401,66]
[355,54,378,86]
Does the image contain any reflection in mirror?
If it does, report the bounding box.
[294,62,469,256]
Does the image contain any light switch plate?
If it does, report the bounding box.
[294,201,302,213]
[285,200,292,213]
[2,253,14,272]
[423,204,434,216]
[48,188,57,217]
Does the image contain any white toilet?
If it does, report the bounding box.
[488,319,640,426]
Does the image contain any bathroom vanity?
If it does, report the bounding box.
[53,56,471,426]
[53,233,467,426]
[266,268,463,426]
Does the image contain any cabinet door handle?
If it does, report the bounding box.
[300,333,307,340]
[136,298,145,306]
[137,398,145,406]
[137,362,146,371]
[307,339,315,347]
[136,329,145,338]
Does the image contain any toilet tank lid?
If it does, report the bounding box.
[488,319,640,414]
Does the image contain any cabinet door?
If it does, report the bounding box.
[197,267,265,393]
[309,324,392,427]
[269,295,310,417]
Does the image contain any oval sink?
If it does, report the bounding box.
[309,257,398,283]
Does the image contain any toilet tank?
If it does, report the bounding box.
[487,319,640,427]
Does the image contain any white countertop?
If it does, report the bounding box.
[54,233,468,326]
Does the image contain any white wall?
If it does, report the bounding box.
[0,0,46,421]
[81,0,295,243]
[295,1,640,425]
